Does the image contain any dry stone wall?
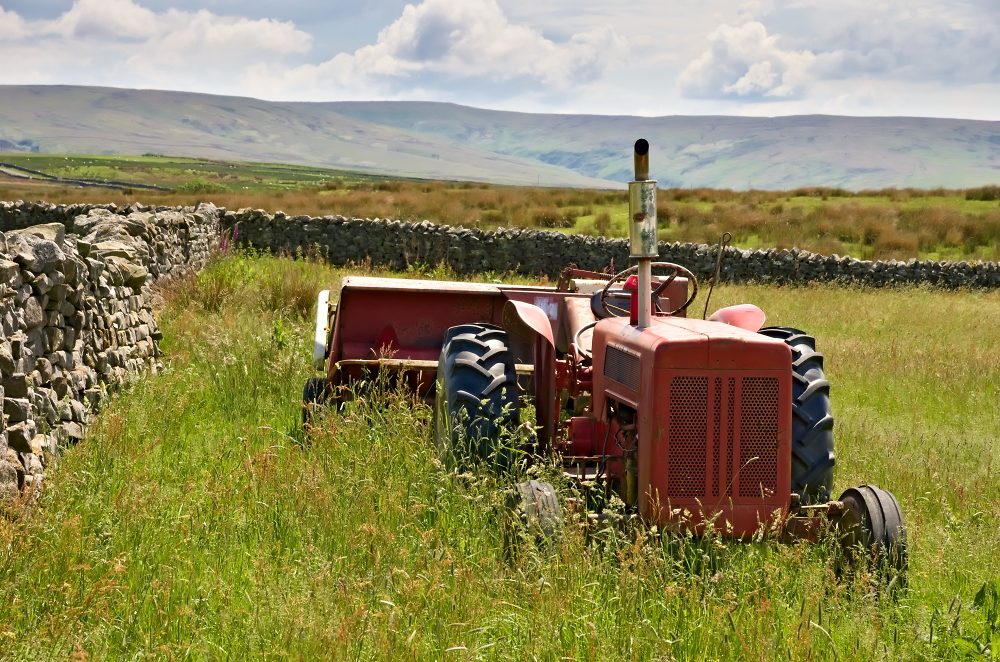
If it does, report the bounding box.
[225,209,1000,288]
[0,201,220,501]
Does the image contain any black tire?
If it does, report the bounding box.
[836,485,907,579]
[433,323,519,468]
[302,377,327,426]
[759,326,835,503]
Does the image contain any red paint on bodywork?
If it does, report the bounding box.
[503,300,558,449]
[328,277,506,394]
[591,316,792,538]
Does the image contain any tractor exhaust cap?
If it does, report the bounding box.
[633,138,650,181]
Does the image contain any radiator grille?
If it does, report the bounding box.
[711,379,721,497]
[667,375,780,501]
[604,345,641,391]
[738,377,780,498]
[710,377,736,498]
[667,376,708,498]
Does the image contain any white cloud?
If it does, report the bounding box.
[2,0,1000,120]
[679,21,814,99]
[0,5,26,38]
[0,0,311,90]
[246,0,626,99]
[45,0,160,40]
[681,2,1000,102]
[803,13,1000,84]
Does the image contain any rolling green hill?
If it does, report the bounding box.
[2,85,1000,189]
[0,86,609,188]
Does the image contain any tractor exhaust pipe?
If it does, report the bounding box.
[629,139,657,328]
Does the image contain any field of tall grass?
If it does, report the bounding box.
[1,253,999,659]
[3,157,1000,262]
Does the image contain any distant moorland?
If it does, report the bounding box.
[3,85,1000,189]
[2,154,999,262]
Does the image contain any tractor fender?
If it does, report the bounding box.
[502,299,555,349]
[502,299,557,451]
[708,303,766,332]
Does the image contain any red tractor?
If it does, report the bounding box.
[305,140,907,574]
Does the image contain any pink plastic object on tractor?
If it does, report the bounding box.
[708,304,767,332]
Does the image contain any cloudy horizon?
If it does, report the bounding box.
[0,0,997,121]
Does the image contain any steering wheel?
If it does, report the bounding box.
[599,262,699,318]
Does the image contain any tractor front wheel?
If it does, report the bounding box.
[835,485,908,579]
[759,326,835,503]
[302,377,327,426]
[433,323,520,468]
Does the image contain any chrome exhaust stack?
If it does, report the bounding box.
[628,139,657,328]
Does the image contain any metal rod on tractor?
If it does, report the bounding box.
[629,139,657,328]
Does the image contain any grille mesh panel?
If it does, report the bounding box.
[711,379,721,497]
[668,376,708,498]
[604,346,641,391]
[738,377,780,498]
[666,374,779,501]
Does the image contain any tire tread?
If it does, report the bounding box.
[760,326,836,503]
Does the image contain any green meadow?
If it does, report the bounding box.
[0,254,998,659]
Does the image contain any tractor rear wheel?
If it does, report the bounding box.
[759,326,835,503]
[433,323,519,468]
[836,485,907,578]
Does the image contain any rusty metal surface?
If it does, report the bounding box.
[341,276,502,295]
[338,358,534,375]
[564,296,597,354]
[599,263,698,319]
[557,267,613,292]
[337,281,502,350]
[502,299,558,449]
[502,290,590,351]
[781,516,822,544]
[628,181,658,258]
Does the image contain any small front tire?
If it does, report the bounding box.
[836,484,907,580]
[302,377,328,427]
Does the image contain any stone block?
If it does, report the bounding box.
[9,222,65,247]
[44,328,63,354]
[93,241,136,260]
[8,233,65,274]
[83,388,103,410]
[61,421,84,440]
[31,273,53,295]
[0,344,15,376]
[22,296,44,328]
[4,398,29,422]
[7,421,35,453]
[0,460,19,499]
[3,374,29,398]
[0,260,19,285]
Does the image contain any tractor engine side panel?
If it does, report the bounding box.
[591,316,793,538]
[646,366,792,536]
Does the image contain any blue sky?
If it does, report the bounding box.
[1,0,998,120]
